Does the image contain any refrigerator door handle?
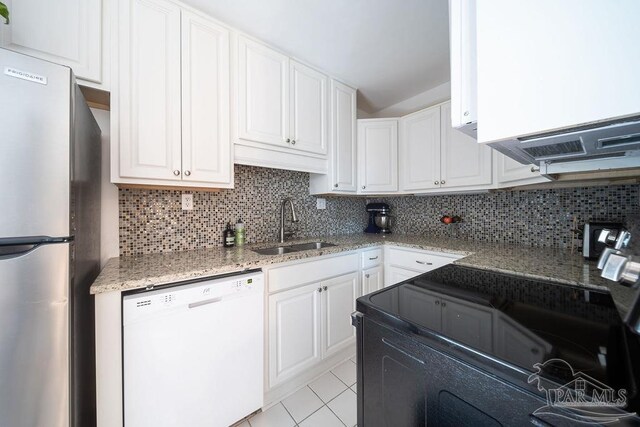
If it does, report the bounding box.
[0,237,73,259]
[0,243,39,259]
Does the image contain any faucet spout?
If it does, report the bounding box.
[280,198,299,243]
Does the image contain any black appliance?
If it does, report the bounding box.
[352,265,640,426]
[583,222,624,259]
[365,202,391,234]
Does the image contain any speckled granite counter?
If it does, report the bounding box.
[90,234,637,318]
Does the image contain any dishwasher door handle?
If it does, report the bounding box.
[188,297,223,309]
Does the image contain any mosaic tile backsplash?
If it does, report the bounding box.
[119,165,640,255]
[119,165,367,256]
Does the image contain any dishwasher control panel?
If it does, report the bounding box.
[122,271,264,326]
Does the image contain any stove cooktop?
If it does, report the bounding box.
[358,264,640,397]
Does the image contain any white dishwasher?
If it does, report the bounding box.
[122,270,264,427]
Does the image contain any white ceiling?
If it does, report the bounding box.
[182,0,451,113]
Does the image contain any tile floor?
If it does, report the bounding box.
[236,357,357,427]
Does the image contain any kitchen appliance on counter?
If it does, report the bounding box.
[583,222,624,260]
[123,270,264,427]
[352,265,640,426]
[0,48,101,427]
[365,202,392,234]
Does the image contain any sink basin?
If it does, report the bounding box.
[288,242,337,251]
[252,241,337,255]
[252,246,296,256]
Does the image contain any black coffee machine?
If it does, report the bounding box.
[365,203,391,234]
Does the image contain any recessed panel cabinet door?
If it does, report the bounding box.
[237,36,289,147]
[269,283,321,387]
[358,119,398,193]
[289,60,328,155]
[331,80,357,192]
[322,271,359,357]
[440,101,493,188]
[362,266,383,296]
[0,0,102,83]
[118,0,182,180]
[181,11,232,185]
[495,151,550,186]
[399,106,441,191]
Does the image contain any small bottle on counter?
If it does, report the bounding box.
[235,219,245,246]
[223,222,235,248]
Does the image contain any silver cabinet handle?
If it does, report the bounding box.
[435,300,440,305]
[323,286,328,291]
[317,287,322,293]
[184,170,191,176]
[291,139,296,145]
[362,186,366,189]
[434,181,439,185]
[188,297,222,309]
[415,260,433,265]
[531,166,540,173]
[365,274,370,278]
[369,256,379,260]
[285,138,291,143]
[173,170,181,176]
[463,111,470,116]
[440,180,445,185]
[441,302,447,307]
[334,183,338,188]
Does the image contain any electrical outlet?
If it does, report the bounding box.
[316,198,326,210]
[182,194,194,210]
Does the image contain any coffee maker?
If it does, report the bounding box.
[365,203,392,234]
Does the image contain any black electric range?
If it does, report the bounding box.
[353,265,640,426]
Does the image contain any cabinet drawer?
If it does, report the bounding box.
[386,247,463,273]
[361,248,382,269]
[268,252,359,293]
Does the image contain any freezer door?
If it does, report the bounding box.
[0,243,70,427]
[0,48,72,238]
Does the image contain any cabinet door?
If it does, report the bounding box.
[362,266,383,296]
[440,101,493,188]
[386,266,419,287]
[181,11,232,185]
[289,60,328,155]
[331,80,357,192]
[399,106,441,191]
[495,151,550,186]
[117,0,182,181]
[237,36,289,147]
[0,0,102,83]
[358,119,398,193]
[322,272,359,358]
[440,297,493,353]
[398,285,442,332]
[268,283,322,387]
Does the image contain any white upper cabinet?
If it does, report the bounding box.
[440,102,492,189]
[289,60,328,155]
[181,10,231,185]
[112,0,233,188]
[237,36,289,147]
[495,151,549,187]
[357,119,398,193]
[116,0,182,182]
[0,0,106,87]
[399,107,441,191]
[309,80,357,194]
[476,0,640,143]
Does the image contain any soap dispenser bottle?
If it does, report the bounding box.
[223,222,235,248]
[235,219,245,246]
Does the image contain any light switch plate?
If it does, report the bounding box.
[316,198,326,210]
[182,194,194,210]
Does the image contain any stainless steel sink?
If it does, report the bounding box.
[252,246,296,256]
[288,242,337,251]
[252,241,337,255]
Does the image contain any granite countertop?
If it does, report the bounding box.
[90,233,637,318]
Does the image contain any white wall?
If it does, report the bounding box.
[363,81,451,118]
[90,109,119,267]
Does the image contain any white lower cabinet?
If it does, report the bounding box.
[268,282,322,387]
[386,266,419,288]
[322,272,359,357]
[385,246,464,286]
[362,265,384,295]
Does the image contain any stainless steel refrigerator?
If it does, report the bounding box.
[0,48,101,427]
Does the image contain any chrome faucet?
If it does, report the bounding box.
[279,198,299,243]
